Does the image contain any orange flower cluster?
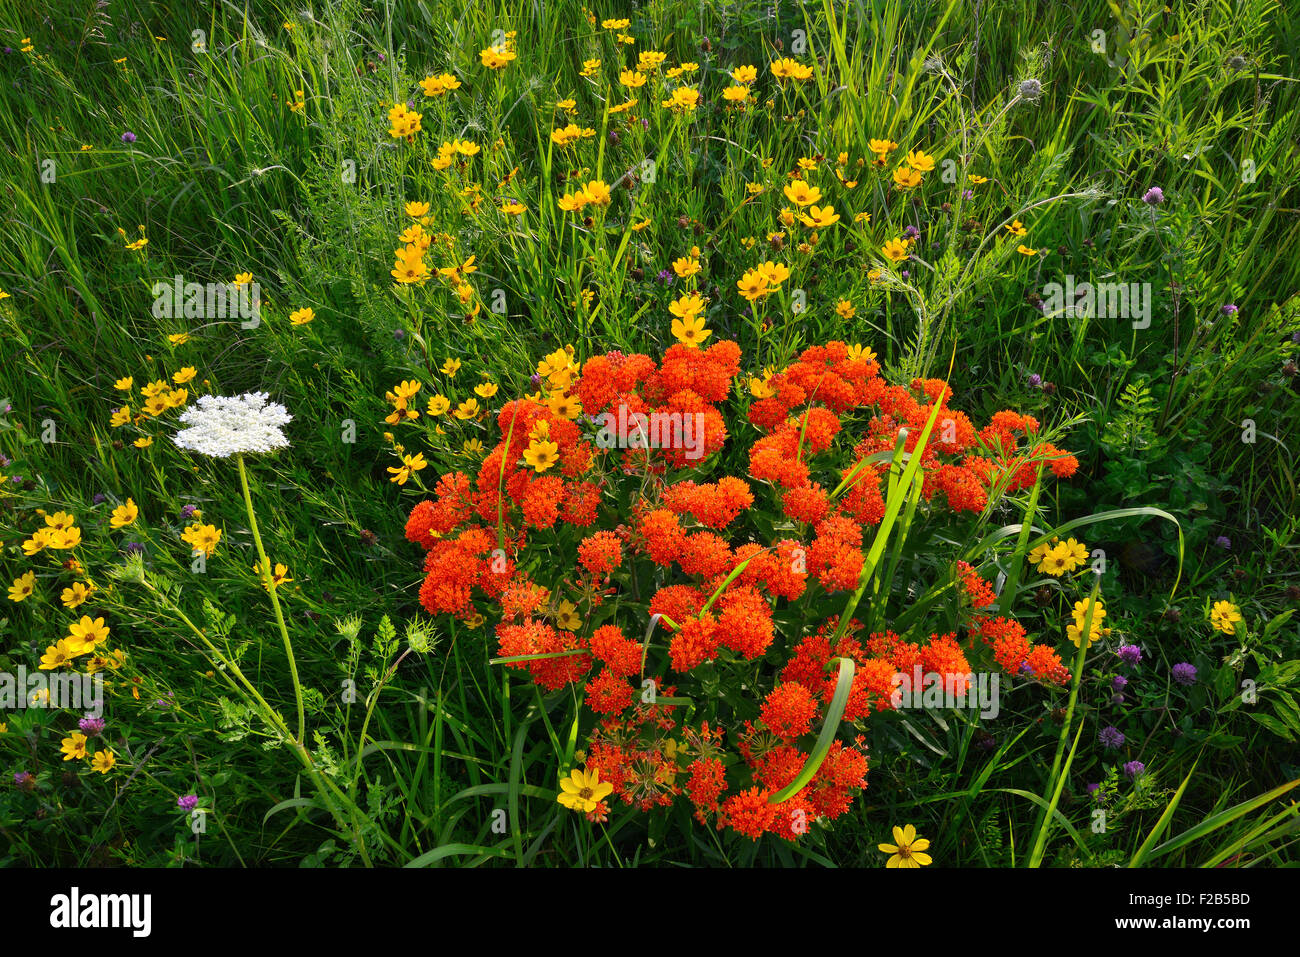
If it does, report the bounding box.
[404,339,1077,841]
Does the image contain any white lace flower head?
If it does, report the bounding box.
[172,392,292,458]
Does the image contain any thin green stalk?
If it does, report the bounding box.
[236,452,305,745]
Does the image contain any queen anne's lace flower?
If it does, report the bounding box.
[172,392,291,458]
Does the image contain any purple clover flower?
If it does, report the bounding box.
[177,794,199,812]
[1123,760,1146,779]
[92,493,107,505]
[1222,304,1239,316]
[1142,186,1164,205]
[124,542,145,555]
[180,504,198,519]
[1118,644,1142,666]
[1028,373,1042,387]
[1099,726,1125,749]
[121,131,137,144]
[1215,535,1232,550]
[79,716,105,736]
[1172,662,1198,686]
[1112,675,1128,692]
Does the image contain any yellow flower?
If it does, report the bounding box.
[878,824,932,868]
[1059,538,1089,572]
[480,45,517,69]
[405,200,431,218]
[8,571,36,602]
[669,293,705,321]
[391,244,429,284]
[847,343,878,363]
[66,616,110,655]
[749,375,776,399]
[255,560,293,590]
[892,165,923,190]
[441,358,461,377]
[671,313,712,348]
[757,261,790,289]
[555,599,582,631]
[523,439,560,473]
[114,376,134,391]
[737,269,770,301]
[474,382,499,399]
[454,398,481,420]
[547,392,582,420]
[782,179,823,207]
[172,367,197,384]
[1017,245,1038,256]
[1209,600,1243,635]
[619,69,647,88]
[168,333,191,346]
[289,307,315,325]
[798,204,840,228]
[732,65,758,83]
[881,238,910,263]
[969,174,988,185]
[836,300,855,319]
[1039,543,1073,576]
[181,522,221,557]
[133,435,155,449]
[463,438,484,456]
[869,138,898,159]
[427,395,451,416]
[22,528,53,556]
[581,180,611,206]
[905,149,935,172]
[48,526,83,549]
[232,272,253,287]
[91,749,117,774]
[60,581,97,609]
[672,254,702,278]
[557,767,613,813]
[39,640,75,671]
[387,452,428,485]
[61,732,89,761]
[1068,597,1107,647]
[1005,219,1027,237]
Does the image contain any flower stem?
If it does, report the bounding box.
[237,453,305,745]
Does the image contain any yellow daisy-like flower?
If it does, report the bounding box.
[555,599,582,632]
[1039,543,1073,576]
[669,293,705,322]
[892,165,923,190]
[879,824,932,867]
[782,179,823,207]
[387,452,428,485]
[134,437,154,449]
[405,200,431,218]
[91,749,117,774]
[61,732,89,761]
[427,395,451,416]
[1209,600,1243,635]
[671,313,712,349]
[474,382,499,399]
[289,307,315,325]
[181,522,221,557]
[8,570,36,602]
[66,615,111,655]
[114,376,134,391]
[453,398,481,420]
[39,640,76,670]
[523,439,560,473]
[60,581,97,609]
[881,238,910,263]
[557,767,613,813]
[905,149,936,173]
[836,300,856,319]
[441,358,461,377]
[168,333,191,346]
